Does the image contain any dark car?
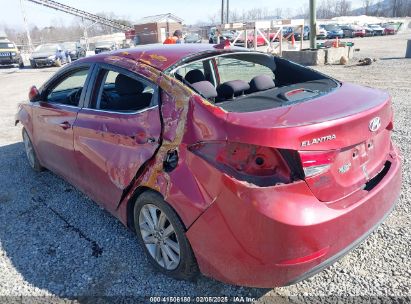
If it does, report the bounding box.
[29,44,69,68]
[362,25,375,36]
[94,41,117,54]
[209,30,235,44]
[62,42,86,60]
[322,25,344,39]
[293,26,310,41]
[341,25,366,38]
[16,44,401,288]
[184,33,202,43]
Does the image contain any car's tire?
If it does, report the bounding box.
[22,129,43,172]
[134,191,199,281]
[30,61,37,69]
[19,60,24,69]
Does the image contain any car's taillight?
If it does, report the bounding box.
[189,141,292,187]
[299,150,337,177]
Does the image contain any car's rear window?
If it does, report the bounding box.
[216,57,274,83]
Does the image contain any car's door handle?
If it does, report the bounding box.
[58,121,71,130]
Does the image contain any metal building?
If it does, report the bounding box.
[133,13,183,45]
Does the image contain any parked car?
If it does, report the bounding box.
[362,25,375,37]
[383,24,397,35]
[62,41,86,60]
[0,38,24,68]
[236,32,266,47]
[268,27,293,42]
[317,26,328,39]
[94,41,117,54]
[16,44,401,288]
[322,25,344,39]
[341,25,365,38]
[209,30,235,44]
[293,26,310,40]
[368,24,385,36]
[184,33,202,44]
[29,44,68,68]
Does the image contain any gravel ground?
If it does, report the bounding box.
[0,32,410,303]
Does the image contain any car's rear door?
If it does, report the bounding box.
[73,63,162,212]
[32,64,94,184]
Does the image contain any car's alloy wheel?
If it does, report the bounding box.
[139,203,181,270]
[22,129,43,172]
[134,191,199,280]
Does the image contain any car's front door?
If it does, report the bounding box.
[73,63,162,212]
[32,65,93,184]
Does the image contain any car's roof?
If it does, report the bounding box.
[79,43,247,72]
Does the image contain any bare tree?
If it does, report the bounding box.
[274,8,283,18]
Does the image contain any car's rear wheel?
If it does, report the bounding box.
[22,129,43,172]
[134,191,199,281]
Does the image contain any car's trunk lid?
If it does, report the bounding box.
[223,82,393,202]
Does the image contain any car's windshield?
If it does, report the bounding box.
[0,42,15,49]
[35,44,58,52]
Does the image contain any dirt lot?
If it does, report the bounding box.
[0,32,410,302]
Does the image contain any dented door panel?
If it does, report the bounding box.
[73,107,161,213]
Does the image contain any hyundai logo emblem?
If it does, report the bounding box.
[369,117,381,132]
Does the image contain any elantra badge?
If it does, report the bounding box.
[301,134,336,147]
[369,117,381,132]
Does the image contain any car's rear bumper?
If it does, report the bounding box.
[186,145,401,287]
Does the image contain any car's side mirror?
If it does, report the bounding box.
[29,86,40,102]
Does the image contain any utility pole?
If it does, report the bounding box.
[82,17,89,51]
[226,0,230,24]
[19,0,33,52]
[221,0,225,24]
[309,0,317,49]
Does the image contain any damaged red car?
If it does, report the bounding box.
[16,44,401,287]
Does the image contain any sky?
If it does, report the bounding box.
[0,0,363,30]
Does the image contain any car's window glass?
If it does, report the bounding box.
[46,68,89,106]
[0,43,15,49]
[92,68,155,113]
[175,61,205,79]
[215,57,274,84]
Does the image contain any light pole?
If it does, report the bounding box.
[19,0,33,52]
[309,0,317,49]
[226,0,230,24]
[221,0,225,24]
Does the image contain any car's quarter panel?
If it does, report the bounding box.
[32,102,79,182]
[186,146,401,287]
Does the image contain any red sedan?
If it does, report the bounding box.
[16,44,401,287]
[383,25,397,35]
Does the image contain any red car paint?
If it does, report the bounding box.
[384,27,396,35]
[236,33,267,47]
[16,44,401,287]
